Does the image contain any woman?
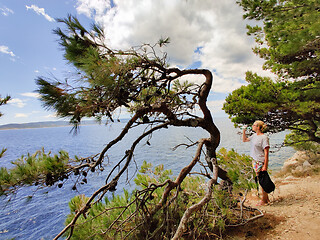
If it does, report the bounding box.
[243,120,270,205]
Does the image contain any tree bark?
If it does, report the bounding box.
[172,160,219,240]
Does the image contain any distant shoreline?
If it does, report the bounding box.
[0,119,131,131]
[0,120,98,131]
[0,117,229,131]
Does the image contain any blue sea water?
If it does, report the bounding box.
[0,118,295,239]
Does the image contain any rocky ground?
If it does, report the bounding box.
[224,151,320,240]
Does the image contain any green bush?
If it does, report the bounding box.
[64,149,257,239]
[0,149,70,195]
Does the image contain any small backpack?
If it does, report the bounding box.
[258,171,275,193]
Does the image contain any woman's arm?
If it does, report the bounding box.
[262,146,270,171]
[242,128,250,142]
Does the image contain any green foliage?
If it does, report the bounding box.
[0,95,9,160]
[0,149,70,195]
[223,72,320,147]
[238,0,320,79]
[0,148,7,158]
[223,72,278,125]
[0,94,10,118]
[64,149,256,239]
[134,161,173,188]
[223,72,320,134]
[285,129,320,153]
[217,148,257,191]
[36,16,199,130]
[64,162,177,240]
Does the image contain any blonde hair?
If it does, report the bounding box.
[254,120,267,132]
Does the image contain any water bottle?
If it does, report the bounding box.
[240,125,252,130]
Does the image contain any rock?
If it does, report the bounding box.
[303,160,312,167]
[282,151,320,175]
[295,166,303,172]
[282,151,302,168]
[282,155,299,170]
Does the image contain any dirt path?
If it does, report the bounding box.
[225,175,320,240]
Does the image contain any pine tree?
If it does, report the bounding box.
[224,0,320,150]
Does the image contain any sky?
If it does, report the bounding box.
[0,0,272,125]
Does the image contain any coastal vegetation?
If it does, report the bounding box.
[64,150,259,239]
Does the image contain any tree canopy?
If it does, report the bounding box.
[238,0,320,80]
[224,0,320,150]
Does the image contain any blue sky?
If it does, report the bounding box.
[0,0,271,125]
[0,0,91,125]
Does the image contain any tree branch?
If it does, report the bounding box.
[172,159,218,240]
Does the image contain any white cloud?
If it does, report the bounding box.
[0,45,15,57]
[178,74,206,86]
[212,75,245,93]
[21,92,40,98]
[0,6,14,16]
[75,0,274,94]
[26,5,55,22]
[8,98,27,108]
[207,100,225,113]
[44,66,58,71]
[44,114,57,119]
[190,99,226,118]
[76,0,111,18]
[15,113,28,118]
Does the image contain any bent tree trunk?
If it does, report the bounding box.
[53,68,231,240]
[34,17,232,238]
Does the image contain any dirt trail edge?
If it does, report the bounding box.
[225,175,320,240]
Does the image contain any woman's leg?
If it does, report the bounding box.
[261,188,269,204]
[252,162,270,204]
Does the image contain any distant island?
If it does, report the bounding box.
[0,120,97,130]
[0,119,129,130]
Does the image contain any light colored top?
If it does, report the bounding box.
[248,133,270,163]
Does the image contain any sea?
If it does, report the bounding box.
[0,117,295,240]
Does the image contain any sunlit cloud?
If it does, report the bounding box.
[187,99,226,118]
[0,6,14,16]
[26,5,55,22]
[178,74,206,86]
[21,92,40,98]
[207,100,225,113]
[15,113,28,118]
[44,114,58,119]
[212,75,244,93]
[76,0,111,18]
[8,98,27,108]
[75,0,267,95]
[0,45,15,57]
